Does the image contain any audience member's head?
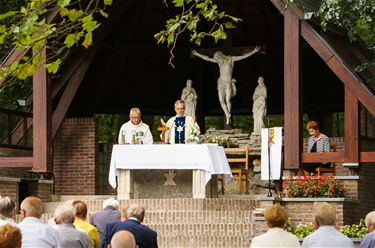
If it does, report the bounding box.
[126,203,145,223]
[72,200,87,220]
[20,196,43,219]
[103,198,119,210]
[264,203,288,228]
[0,196,15,219]
[0,224,22,248]
[109,230,137,248]
[365,210,375,232]
[313,202,335,228]
[54,203,76,224]
[120,205,129,222]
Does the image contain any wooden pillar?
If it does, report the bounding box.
[344,87,359,165]
[284,9,301,169]
[33,48,52,172]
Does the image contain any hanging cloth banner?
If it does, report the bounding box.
[261,127,282,180]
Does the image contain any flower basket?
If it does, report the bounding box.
[282,176,344,198]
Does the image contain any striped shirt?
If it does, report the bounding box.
[307,134,330,153]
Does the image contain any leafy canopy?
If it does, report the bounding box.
[154,0,241,67]
[0,0,112,86]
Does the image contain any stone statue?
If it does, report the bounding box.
[181,79,198,119]
[192,46,261,124]
[252,76,267,134]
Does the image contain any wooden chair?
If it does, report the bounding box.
[315,144,336,176]
[219,147,250,194]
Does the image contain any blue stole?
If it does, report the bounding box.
[174,116,186,144]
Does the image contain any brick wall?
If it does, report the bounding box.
[53,118,98,195]
[0,179,19,209]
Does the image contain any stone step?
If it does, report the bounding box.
[157,235,250,248]
[43,198,257,213]
[149,223,252,237]
[41,210,253,224]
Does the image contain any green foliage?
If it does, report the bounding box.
[339,219,368,238]
[283,218,293,233]
[0,0,112,86]
[282,176,344,198]
[155,0,241,67]
[95,114,120,143]
[294,223,314,238]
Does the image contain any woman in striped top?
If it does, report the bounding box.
[301,121,331,176]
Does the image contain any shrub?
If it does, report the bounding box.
[282,176,344,198]
[339,219,367,238]
[294,223,314,238]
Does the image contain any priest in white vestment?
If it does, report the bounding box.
[162,100,200,144]
[118,108,153,145]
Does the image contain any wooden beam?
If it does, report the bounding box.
[344,87,359,163]
[0,157,33,168]
[360,152,375,162]
[302,152,345,163]
[284,8,301,169]
[33,48,52,172]
[300,21,375,118]
[52,50,95,138]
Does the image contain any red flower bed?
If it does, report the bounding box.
[282,176,344,198]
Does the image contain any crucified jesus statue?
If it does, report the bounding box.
[192,46,261,124]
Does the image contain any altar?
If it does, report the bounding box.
[109,144,232,199]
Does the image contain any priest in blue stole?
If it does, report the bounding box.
[163,100,200,144]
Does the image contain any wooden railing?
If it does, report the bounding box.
[0,107,32,150]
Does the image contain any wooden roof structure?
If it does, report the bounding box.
[0,0,374,171]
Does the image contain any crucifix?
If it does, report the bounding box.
[192,34,265,129]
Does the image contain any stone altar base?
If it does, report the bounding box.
[131,170,218,199]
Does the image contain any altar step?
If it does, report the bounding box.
[42,197,256,248]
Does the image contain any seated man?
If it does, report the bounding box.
[17,196,58,247]
[55,203,92,248]
[109,230,138,248]
[161,100,200,144]
[101,203,157,248]
[361,210,375,248]
[118,108,153,145]
[302,202,354,248]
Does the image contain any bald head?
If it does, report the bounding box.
[109,230,137,248]
[20,196,43,218]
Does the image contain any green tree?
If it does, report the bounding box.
[0,0,112,86]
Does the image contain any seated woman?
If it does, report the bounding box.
[250,204,300,247]
[301,121,331,176]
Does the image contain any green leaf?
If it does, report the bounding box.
[104,0,113,6]
[0,11,16,21]
[58,0,71,8]
[64,33,76,47]
[173,0,184,7]
[167,32,174,45]
[187,17,198,31]
[224,22,235,29]
[82,15,100,32]
[99,10,108,18]
[67,9,84,22]
[82,32,92,48]
[45,59,61,74]
[0,34,5,44]
[10,61,19,71]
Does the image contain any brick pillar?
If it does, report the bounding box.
[53,118,98,195]
[26,179,54,202]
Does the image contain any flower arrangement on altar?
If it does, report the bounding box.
[186,123,200,143]
[282,176,344,198]
[201,135,233,147]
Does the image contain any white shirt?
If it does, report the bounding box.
[302,226,354,248]
[250,227,300,247]
[18,216,58,248]
[0,217,16,227]
[118,120,153,145]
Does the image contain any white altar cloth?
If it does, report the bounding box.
[109,144,232,188]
